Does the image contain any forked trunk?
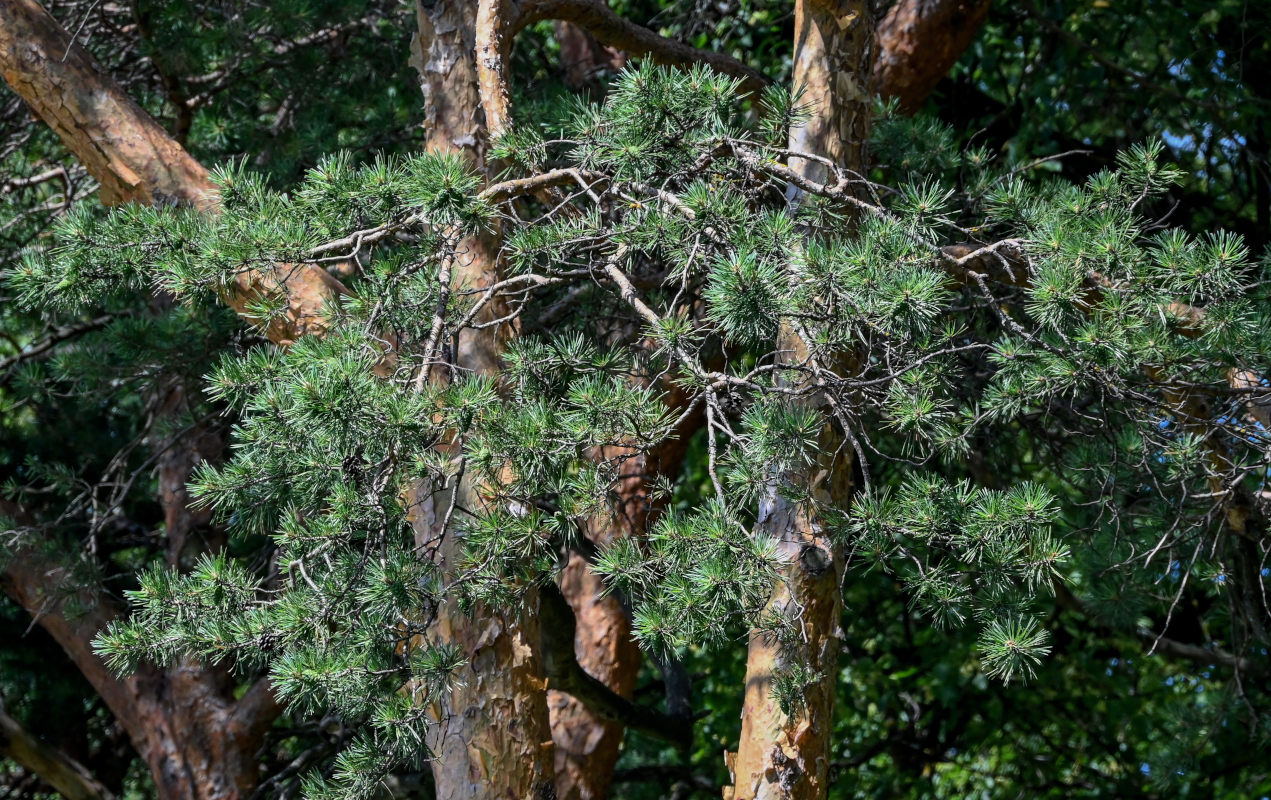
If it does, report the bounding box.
[726,3,873,798]
[409,2,556,796]
[0,534,279,800]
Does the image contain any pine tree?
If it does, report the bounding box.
[4,1,1270,799]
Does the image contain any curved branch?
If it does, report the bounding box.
[0,700,115,800]
[539,582,692,749]
[513,0,771,96]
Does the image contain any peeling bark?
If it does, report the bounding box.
[0,0,347,347]
[725,3,873,798]
[409,3,556,797]
[874,0,993,111]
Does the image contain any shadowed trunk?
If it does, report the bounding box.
[874,0,993,111]
[725,2,873,798]
[550,429,695,800]
[0,515,280,800]
[0,3,337,797]
[554,21,625,89]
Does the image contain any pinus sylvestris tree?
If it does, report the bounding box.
[3,1,1271,799]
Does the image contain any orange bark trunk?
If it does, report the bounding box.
[726,2,873,798]
[409,3,556,797]
[0,5,302,798]
[0,0,345,347]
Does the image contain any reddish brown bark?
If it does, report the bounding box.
[0,0,347,347]
[0,504,280,800]
[409,3,556,797]
[554,21,626,89]
[874,0,993,111]
[0,4,324,797]
[550,436,693,800]
[725,2,872,798]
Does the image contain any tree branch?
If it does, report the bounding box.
[0,699,115,800]
[513,0,770,96]
[539,582,692,749]
[0,0,349,347]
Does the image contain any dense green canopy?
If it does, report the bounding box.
[2,2,1269,799]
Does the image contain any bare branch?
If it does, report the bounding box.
[513,0,770,96]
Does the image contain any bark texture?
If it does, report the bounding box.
[0,518,279,800]
[550,550,640,800]
[725,2,873,798]
[0,0,346,346]
[874,0,993,111]
[550,439,691,800]
[410,3,556,797]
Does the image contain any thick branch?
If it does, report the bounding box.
[514,0,770,96]
[873,0,993,111]
[0,700,115,800]
[539,582,691,749]
[0,0,348,347]
[0,0,209,209]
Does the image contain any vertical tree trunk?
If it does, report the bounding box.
[549,438,687,800]
[409,3,557,797]
[726,3,873,798]
[0,4,321,797]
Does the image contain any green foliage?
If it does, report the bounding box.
[7,32,1271,795]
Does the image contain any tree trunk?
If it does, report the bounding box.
[553,21,625,89]
[409,3,557,797]
[0,4,312,797]
[725,3,873,798]
[874,0,993,112]
[549,439,687,800]
[0,528,279,800]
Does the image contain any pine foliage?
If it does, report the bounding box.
[7,63,1271,793]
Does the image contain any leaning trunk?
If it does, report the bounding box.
[726,2,873,798]
[0,534,278,800]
